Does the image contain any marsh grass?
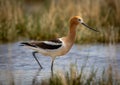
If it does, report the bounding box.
[40,65,120,85]
[0,0,120,44]
[1,64,119,85]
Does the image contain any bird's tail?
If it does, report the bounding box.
[20,42,33,47]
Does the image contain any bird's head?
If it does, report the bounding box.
[70,16,99,32]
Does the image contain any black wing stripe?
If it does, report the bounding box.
[36,42,62,49]
[20,39,62,50]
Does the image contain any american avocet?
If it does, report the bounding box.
[20,16,98,75]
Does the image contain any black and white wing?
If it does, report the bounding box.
[20,38,62,50]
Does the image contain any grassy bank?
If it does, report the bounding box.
[40,65,120,85]
[0,64,120,85]
[0,0,120,44]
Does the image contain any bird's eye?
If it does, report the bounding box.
[78,19,81,21]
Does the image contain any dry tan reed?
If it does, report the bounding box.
[0,0,120,43]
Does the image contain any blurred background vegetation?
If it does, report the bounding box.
[0,0,120,44]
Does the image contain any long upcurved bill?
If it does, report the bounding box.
[81,23,99,32]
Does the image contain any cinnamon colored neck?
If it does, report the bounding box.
[67,24,77,42]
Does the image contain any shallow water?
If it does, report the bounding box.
[0,42,120,85]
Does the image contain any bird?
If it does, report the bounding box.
[20,16,99,75]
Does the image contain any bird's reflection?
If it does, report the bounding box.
[32,68,42,85]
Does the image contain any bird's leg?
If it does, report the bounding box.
[51,57,55,76]
[32,51,43,69]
